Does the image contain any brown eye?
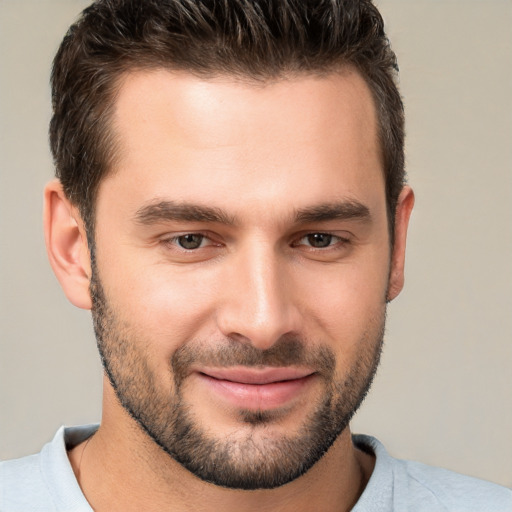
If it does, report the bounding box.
[177,234,204,249]
[306,233,333,248]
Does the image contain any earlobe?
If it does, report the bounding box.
[44,180,92,310]
[387,186,415,302]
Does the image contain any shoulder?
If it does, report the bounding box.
[0,425,97,512]
[398,457,511,511]
[0,452,55,512]
[353,434,512,512]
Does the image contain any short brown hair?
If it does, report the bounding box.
[50,0,404,233]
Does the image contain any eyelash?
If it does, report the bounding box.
[293,233,350,250]
[161,232,351,252]
[161,233,218,251]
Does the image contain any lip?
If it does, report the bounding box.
[200,366,314,384]
[195,366,316,410]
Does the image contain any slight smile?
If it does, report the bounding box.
[195,367,317,410]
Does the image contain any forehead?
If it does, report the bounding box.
[100,69,384,223]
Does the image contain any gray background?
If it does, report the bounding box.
[1,0,511,487]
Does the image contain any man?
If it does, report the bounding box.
[1,0,510,510]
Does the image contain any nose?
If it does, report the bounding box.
[216,244,301,350]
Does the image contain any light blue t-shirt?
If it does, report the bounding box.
[1,425,511,511]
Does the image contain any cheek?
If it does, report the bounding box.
[100,257,220,352]
[295,254,389,346]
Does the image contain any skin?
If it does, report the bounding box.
[45,68,414,511]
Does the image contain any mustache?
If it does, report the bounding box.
[171,336,336,387]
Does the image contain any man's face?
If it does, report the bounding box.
[91,69,392,489]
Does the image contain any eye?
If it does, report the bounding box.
[175,234,207,250]
[304,233,334,248]
[158,232,223,262]
[296,232,347,249]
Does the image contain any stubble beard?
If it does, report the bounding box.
[90,267,385,490]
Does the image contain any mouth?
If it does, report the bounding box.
[195,366,317,410]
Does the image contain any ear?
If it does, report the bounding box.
[387,186,415,302]
[44,180,92,309]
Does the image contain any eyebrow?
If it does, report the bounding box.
[134,201,236,225]
[294,200,371,224]
[134,199,371,226]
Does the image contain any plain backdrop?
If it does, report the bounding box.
[0,0,511,487]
